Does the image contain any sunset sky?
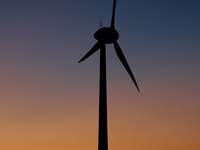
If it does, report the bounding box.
[0,0,200,150]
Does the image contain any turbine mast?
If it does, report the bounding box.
[98,44,108,150]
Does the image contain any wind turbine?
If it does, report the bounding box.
[79,0,140,150]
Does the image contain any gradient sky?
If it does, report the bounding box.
[1,0,200,150]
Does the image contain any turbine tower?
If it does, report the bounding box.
[79,0,139,150]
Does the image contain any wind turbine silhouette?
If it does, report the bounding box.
[79,0,139,150]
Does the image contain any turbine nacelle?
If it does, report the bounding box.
[94,27,119,44]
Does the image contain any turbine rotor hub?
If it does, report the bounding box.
[94,27,119,44]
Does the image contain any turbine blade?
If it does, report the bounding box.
[111,0,117,29]
[78,42,100,63]
[114,42,140,92]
